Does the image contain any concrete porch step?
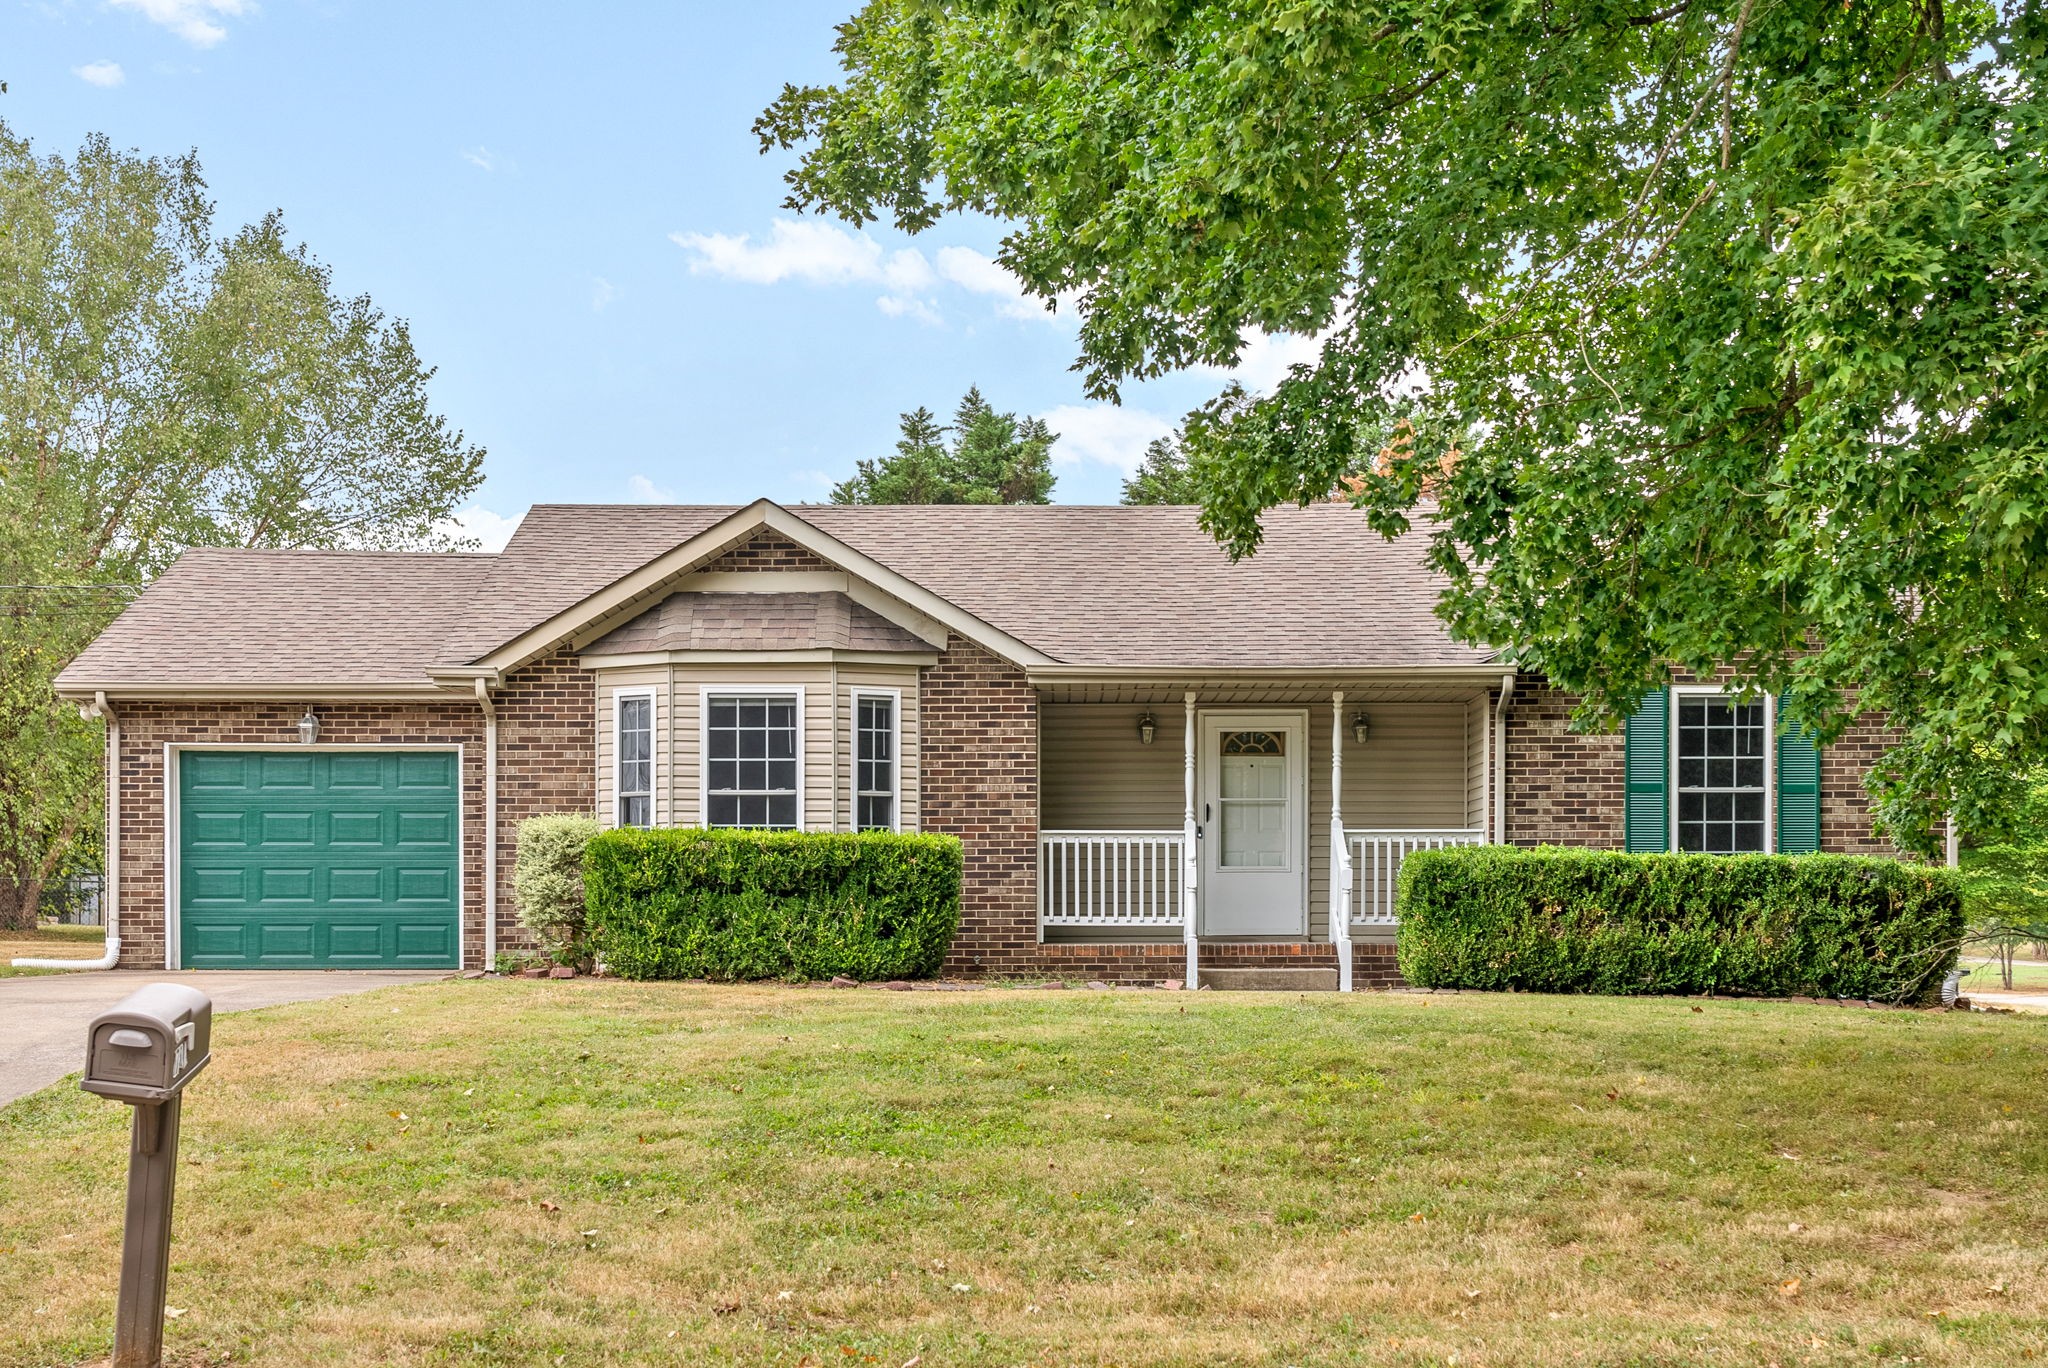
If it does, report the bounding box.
[1197,967,1340,992]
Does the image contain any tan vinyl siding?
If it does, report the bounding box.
[594,668,671,828]
[835,663,921,831]
[1042,701,1473,942]
[594,661,921,833]
[1466,692,1491,831]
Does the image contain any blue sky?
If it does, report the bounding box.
[8,1,1314,548]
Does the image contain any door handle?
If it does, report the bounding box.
[1204,802,1212,822]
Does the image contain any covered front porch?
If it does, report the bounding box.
[1029,669,1515,990]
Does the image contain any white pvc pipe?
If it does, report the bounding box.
[13,691,122,970]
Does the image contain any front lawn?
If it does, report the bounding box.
[2,983,2043,1366]
[0,923,106,978]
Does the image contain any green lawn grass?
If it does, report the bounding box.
[1958,955,2048,992]
[2,981,2044,1367]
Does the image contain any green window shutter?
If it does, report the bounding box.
[1624,689,1670,852]
[1776,695,1821,853]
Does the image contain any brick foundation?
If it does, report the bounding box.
[1033,941,1404,987]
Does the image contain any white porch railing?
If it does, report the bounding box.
[1039,830,1187,927]
[1347,828,1486,925]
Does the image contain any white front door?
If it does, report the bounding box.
[1199,711,1308,937]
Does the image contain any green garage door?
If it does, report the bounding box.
[179,750,461,969]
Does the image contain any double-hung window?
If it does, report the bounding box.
[854,692,897,831]
[1675,694,1767,853]
[705,692,800,829]
[615,692,654,828]
[1626,686,1818,854]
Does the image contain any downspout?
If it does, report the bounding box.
[474,678,498,970]
[14,691,122,970]
[1492,672,1517,846]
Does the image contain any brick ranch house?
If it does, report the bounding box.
[55,500,1899,988]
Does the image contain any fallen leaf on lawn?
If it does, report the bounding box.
[1464,1289,1481,1300]
[777,1290,794,1301]
[579,1229,599,1237]
[903,1358,922,1368]
[1787,1222,1804,1232]
[1408,1213,1426,1223]
[539,1201,559,1213]
[951,1282,972,1292]
[1606,1089,1620,1101]
[1691,1005,1703,1013]
[1778,1278,1801,1299]
[166,1307,186,1318]
[713,1300,740,1316]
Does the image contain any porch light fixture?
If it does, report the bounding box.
[1136,712,1157,745]
[1350,711,1371,745]
[297,709,321,745]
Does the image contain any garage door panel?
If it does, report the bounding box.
[396,809,455,846]
[257,754,316,789]
[397,752,455,788]
[394,922,455,961]
[256,866,316,902]
[257,811,315,846]
[326,923,385,959]
[179,750,459,969]
[186,810,249,848]
[328,810,386,846]
[395,866,453,901]
[327,866,385,901]
[326,753,386,788]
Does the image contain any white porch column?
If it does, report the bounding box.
[1330,690,1354,992]
[1182,691,1199,990]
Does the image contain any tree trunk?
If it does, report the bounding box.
[0,871,40,932]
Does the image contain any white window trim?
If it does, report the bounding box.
[613,688,657,829]
[1669,685,1774,855]
[850,686,902,832]
[698,685,807,831]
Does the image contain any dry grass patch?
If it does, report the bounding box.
[0,924,106,978]
[1,982,2044,1366]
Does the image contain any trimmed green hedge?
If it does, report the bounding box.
[1396,846,1963,1003]
[584,828,962,981]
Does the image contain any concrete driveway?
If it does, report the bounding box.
[0,969,448,1107]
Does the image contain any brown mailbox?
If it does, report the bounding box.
[82,983,212,1105]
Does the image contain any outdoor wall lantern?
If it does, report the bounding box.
[297,709,321,745]
[1137,712,1157,745]
[1350,711,1371,745]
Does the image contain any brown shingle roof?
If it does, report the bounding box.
[58,502,1495,692]
[476,503,1491,671]
[57,548,495,690]
[584,591,934,656]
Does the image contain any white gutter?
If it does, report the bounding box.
[13,691,122,970]
[475,678,499,969]
[1492,672,1517,845]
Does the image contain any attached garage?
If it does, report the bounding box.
[175,749,462,969]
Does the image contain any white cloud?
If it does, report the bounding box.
[109,0,249,48]
[627,474,675,503]
[590,276,620,311]
[934,245,1076,323]
[672,219,1080,327]
[461,146,500,173]
[1039,404,1176,474]
[1200,329,1325,393]
[436,504,522,553]
[73,61,126,87]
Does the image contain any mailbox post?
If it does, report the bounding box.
[80,984,213,1368]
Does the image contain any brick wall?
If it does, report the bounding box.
[109,699,486,971]
[107,647,596,972]
[918,635,1042,977]
[1503,675,1900,854]
[491,649,599,949]
[700,529,837,574]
